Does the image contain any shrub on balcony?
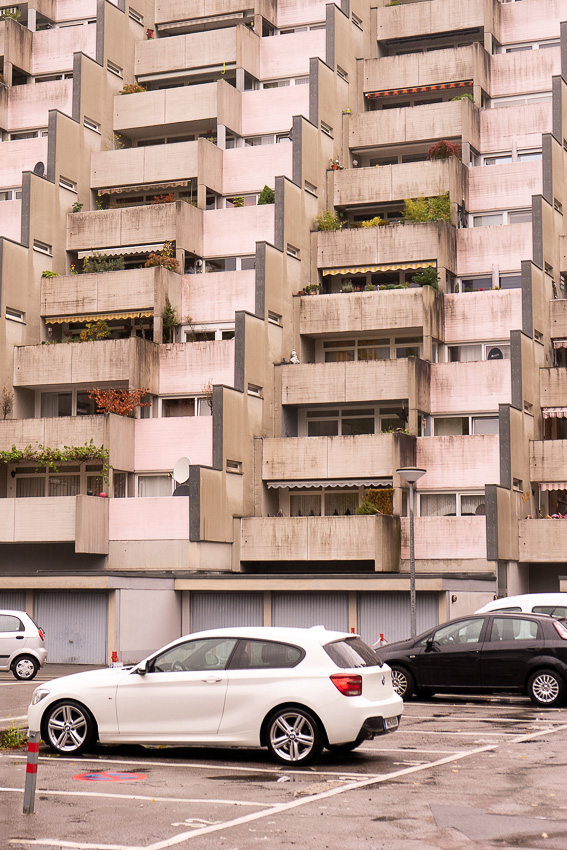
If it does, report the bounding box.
[144,240,180,273]
[83,253,125,273]
[231,196,245,208]
[304,283,320,295]
[88,387,151,417]
[314,211,341,231]
[81,320,111,341]
[360,216,385,228]
[0,441,111,481]
[341,281,354,293]
[41,270,60,278]
[426,140,461,161]
[404,192,450,223]
[119,83,147,94]
[1,8,21,18]
[356,488,394,516]
[71,202,83,213]
[150,194,175,205]
[162,297,180,341]
[1,385,14,420]
[410,266,439,289]
[451,93,474,103]
[258,185,275,205]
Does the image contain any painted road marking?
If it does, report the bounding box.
[74,772,148,782]
[0,788,274,807]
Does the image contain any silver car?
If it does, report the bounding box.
[0,610,47,680]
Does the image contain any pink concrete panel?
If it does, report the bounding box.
[260,30,325,79]
[430,361,511,414]
[109,497,190,540]
[0,201,21,241]
[159,340,235,394]
[31,27,97,74]
[468,162,541,212]
[456,224,532,276]
[8,81,73,127]
[401,516,486,559]
[182,270,256,323]
[241,87,310,135]
[490,50,559,98]
[56,0,98,20]
[0,139,48,184]
[134,417,213,471]
[203,205,274,256]
[480,103,552,153]
[416,435,500,490]
[222,145,292,195]
[500,0,567,43]
[444,291,522,343]
[276,0,327,27]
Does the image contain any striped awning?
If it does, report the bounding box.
[98,180,194,196]
[553,340,567,348]
[45,310,153,324]
[267,479,392,489]
[365,80,473,99]
[77,244,164,259]
[322,261,435,277]
[543,407,567,418]
[541,482,567,491]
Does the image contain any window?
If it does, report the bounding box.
[107,61,123,78]
[83,117,101,134]
[324,637,382,668]
[9,130,49,140]
[320,121,333,138]
[228,640,303,669]
[0,188,22,201]
[321,336,421,362]
[247,383,262,397]
[472,210,531,227]
[5,307,25,323]
[128,7,143,24]
[306,408,375,437]
[447,342,510,362]
[304,181,317,197]
[11,464,103,498]
[433,416,499,436]
[337,66,348,81]
[33,240,52,256]
[287,244,300,258]
[490,618,539,642]
[424,619,484,646]
[162,396,211,417]
[289,488,359,517]
[352,12,363,30]
[0,615,24,633]
[268,311,282,326]
[137,475,172,497]
[151,637,238,673]
[226,460,242,473]
[59,176,77,193]
[40,390,98,418]
[418,492,485,517]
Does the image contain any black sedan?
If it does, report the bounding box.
[377,612,567,707]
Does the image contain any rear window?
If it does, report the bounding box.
[324,637,383,668]
[0,615,24,633]
[534,605,567,618]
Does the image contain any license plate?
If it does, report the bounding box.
[384,716,399,730]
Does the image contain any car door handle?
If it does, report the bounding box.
[202,675,223,683]
[16,636,24,640]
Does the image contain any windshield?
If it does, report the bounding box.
[324,637,384,668]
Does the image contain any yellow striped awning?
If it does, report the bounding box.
[45,311,153,324]
[322,261,435,276]
[77,244,163,259]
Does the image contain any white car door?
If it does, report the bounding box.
[114,637,237,742]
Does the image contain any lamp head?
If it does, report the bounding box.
[396,467,426,485]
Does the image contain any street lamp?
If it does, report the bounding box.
[396,467,426,638]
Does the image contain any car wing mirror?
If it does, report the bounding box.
[135,661,148,675]
[425,638,436,652]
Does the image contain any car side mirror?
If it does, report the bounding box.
[135,661,147,675]
[425,638,435,652]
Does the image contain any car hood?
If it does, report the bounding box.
[34,665,136,695]
[378,638,416,656]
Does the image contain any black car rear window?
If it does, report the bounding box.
[324,637,383,668]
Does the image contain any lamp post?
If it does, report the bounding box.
[396,467,426,638]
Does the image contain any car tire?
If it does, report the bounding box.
[527,669,566,708]
[12,655,39,681]
[390,665,416,700]
[265,706,324,766]
[42,700,97,755]
[327,739,364,755]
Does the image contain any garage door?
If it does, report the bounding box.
[35,592,108,664]
[272,593,349,632]
[357,592,439,647]
[0,592,26,611]
[190,592,264,632]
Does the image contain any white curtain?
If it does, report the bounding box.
[137,475,172,497]
[420,493,456,516]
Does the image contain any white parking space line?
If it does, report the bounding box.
[0,788,272,807]
[406,714,562,723]
[0,714,27,723]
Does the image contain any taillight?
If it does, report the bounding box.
[553,620,567,640]
[330,674,362,696]
[38,629,45,641]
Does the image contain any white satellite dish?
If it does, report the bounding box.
[173,456,191,484]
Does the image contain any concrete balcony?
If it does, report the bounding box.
[468,162,542,213]
[530,440,567,485]
[364,44,489,95]
[91,138,223,196]
[261,433,416,482]
[155,0,276,31]
[480,102,552,154]
[281,358,430,411]
[334,159,467,210]
[182,269,256,323]
[159,339,235,394]
[0,18,32,75]
[13,338,159,393]
[417,435,499,490]
[519,519,567,562]
[66,201,203,258]
[550,299,567,340]
[540,368,567,409]
[490,49,559,99]
[402,516,487,561]
[109,496,190,542]
[317,222,456,275]
[375,0,488,44]
[0,495,108,554]
[113,80,241,139]
[7,80,73,129]
[444,290,522,345]
[456,223,532,277]
[299,287,443,340]
[349,99,479,152]
[240,515,401,570]
[135,24,260,80]
[430,361,511,415]
[134,417,213,471]
[0,414,134,472]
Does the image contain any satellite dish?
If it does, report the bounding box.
[487,347,503,360]
[33,162,45,178]
[173,456,191,484]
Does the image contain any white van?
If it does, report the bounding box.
[475,593,567,618]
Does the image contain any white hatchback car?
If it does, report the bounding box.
[29,626,402,764]
[0,610,47,680]
[475,593,567,618]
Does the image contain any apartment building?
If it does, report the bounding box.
[0,0,565,664]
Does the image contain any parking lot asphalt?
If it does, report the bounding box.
[1,669,567,850]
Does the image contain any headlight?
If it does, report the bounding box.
[31,689,50,706]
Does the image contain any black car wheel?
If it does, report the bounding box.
[527,669,566,708]
[265,707,324,765]
[390,666,416,700]
[42,701,97,755]
[12,655,39,681]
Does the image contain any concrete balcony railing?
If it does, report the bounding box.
[0,495,108,554]
[299,286,443,340]
[155,0,276,29]
[240,515,401,570]
[281,358,430,412]
[550,299,567,340]
[66,201,203,258]
[375,0,489,44]
[13,338,160,394]
[317,221,456,275]
[159,339,235,394]
[530,440,567,485]
[444,291,522,345]
[261,433,416,482]
[113,80,242,139]
[456,223,532,277]
[480,102,552,154]
[334,159,467,210]
[0,414,135,472]
[401,516,487,561]
[349,99,479,152]
[0,18,33,74]
[364,44,490,95]
[135,24,260,80]
[91,138,223,196]
[539,368,567,410]
[430,360,511,414]
[468,161,542,213]
[491,49,559,99]
[109,496,190,542]
[416,435,499,490]
[519,519,567,563]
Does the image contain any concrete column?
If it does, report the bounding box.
[236,68,245,92]
[217,123,226,150]
[27,7,37,31]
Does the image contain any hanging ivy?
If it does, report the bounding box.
[0,441,111,482]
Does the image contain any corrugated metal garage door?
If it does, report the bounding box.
[357,592,439,647]
[272,593,349,632]
[0,592,27,610]
[35,592,108,664]
[190,592,264,632]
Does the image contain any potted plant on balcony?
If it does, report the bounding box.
[404,192,450,222]
[304,283,320,295]
[119,83,147,94]
[427,140,461,161]
[410,266,439,289]
[258,185,275,205]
